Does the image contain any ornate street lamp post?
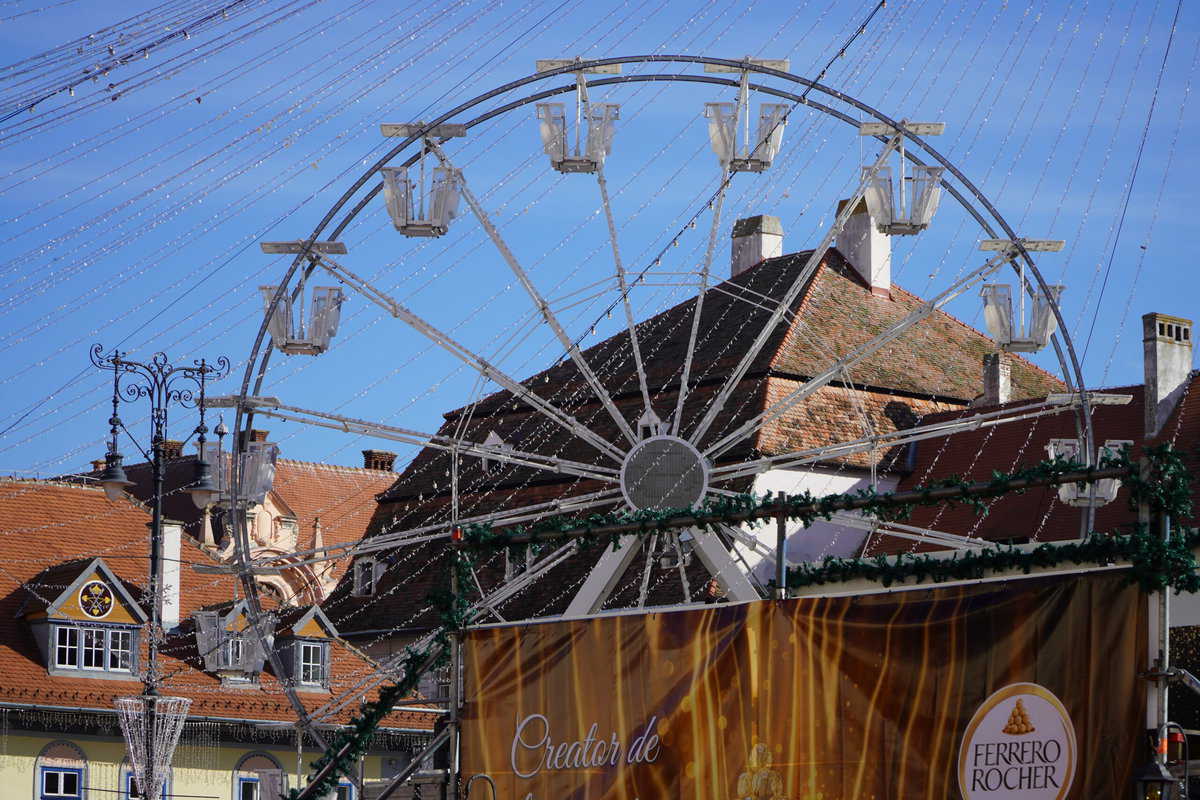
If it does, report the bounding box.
[90,345,228,800]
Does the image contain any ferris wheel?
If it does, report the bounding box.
[214,55,1098,748]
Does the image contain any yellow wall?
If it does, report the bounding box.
[0,729,390,799]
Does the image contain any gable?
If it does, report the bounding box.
[53,569,141,624]
[25,558,146,624]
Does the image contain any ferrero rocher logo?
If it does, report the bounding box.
[1001,700,1035,736]
[958,683,1076,800]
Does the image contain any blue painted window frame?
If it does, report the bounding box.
[237,775,260,800]
[337,781,355,800]
[39,766,83,799]
[124,771,169,799]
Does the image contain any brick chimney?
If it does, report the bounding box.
[730,215,783,277]
[835,197,891,298]
[362,450,397,471]
[159,439,184,459]
[972,352,1011,407]
[1143,313,1193,437]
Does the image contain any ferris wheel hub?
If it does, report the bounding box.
[620,435,710,511]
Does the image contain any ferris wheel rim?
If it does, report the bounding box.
[226,54,1096,747]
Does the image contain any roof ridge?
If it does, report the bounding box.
[275,458,397,477]
[887,280,1066,388]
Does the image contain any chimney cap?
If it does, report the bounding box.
[362,449,397,471]
[731,215,783,238]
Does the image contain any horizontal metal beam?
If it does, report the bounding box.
[493,466,1128,545]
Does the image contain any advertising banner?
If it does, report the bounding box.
[460,572,1147,799]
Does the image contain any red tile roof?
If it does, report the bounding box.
[0,479,432,730]
[866,374,1199,554]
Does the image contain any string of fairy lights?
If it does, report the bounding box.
[0,0,1193,778]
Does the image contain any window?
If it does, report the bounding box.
[109,629,132,671]
[126,773,169,799]
[81,629,105,669]
[52,624,135,674]
[336,782,355,800]
[352,559,376,596]
[40,767,81,799]
[227,635,244,666]
[237,777,259,800]
[298,641,326,686]
[54,627,78,668]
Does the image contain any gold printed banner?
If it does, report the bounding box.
[461,573,1146,799]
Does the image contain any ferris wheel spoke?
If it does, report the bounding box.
[564,535,645,616]
[671,171,729,436]
[249,489,625,569]
[429,141,638,447]
[709,396,1089,481]
[303,252,623,462]
[596,164,652,415]
[636,532,659,608]
[687,135,903,448]
[686,527,761,601]
[229,398,618,484]
[702,249,1015,460]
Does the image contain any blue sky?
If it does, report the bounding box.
[0,0,1195,475]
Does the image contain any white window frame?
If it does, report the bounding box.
[54,626,79,668]
[81,628,105,670]
[52,623,135,674]
[297,641,326,687]
[109,629,133,672]
[40,766,82,799]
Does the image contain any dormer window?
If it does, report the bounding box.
[297,641,328,686]
[274,605,337,691]
[195,601,271,685]
[352,558,378,596]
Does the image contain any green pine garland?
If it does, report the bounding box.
[288,444,1193,798]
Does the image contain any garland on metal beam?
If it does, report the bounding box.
[785,526,1200,594]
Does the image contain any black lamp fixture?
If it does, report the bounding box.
[1134,756,1176,800]
[99,450,135,502]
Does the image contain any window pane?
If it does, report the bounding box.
[55,626,78,667]
[82,628,105,669]
[239,779,259,800]
[337,785,352,800]
[109,629,132,671]
[44,770,60,794]
[62,771,78,795]
[299,642,324,685]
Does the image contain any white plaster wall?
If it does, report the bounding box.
[732,468,897,583]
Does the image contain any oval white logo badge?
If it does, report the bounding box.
[958,683,1076,799]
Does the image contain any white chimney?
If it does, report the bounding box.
[1143,312,1193,437]
[730,215,783,277]
[835,198,891,298]
[159,520,182,631]
[971,352,1012,407]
